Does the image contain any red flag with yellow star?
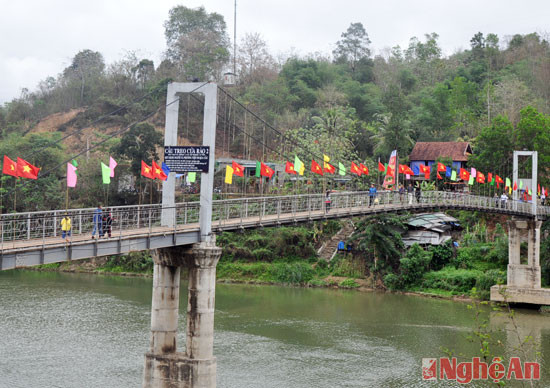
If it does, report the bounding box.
[152,161,167,181]
[350,162,361,176]
[260,162,274,178]
[141,161,154,179]
[323,163,336,174]
[311,160,323,176]
[285,161,297,174]
[16,157,39,179]
[360,163,369,175]
[2,155,17,177]
[232,161,244,177]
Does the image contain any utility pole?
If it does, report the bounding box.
[233,0,237,75]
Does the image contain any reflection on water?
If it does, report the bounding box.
[0,271,548,387]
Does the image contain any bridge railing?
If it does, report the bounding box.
[0,191,547,247]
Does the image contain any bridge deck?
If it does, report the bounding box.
[1,191,548,270]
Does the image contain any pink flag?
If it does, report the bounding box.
[67,163,77,188]
[109,156,117,178]
[406,174,410,180]
[470,167,477,178]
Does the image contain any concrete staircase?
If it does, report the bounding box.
[317,219,355,261]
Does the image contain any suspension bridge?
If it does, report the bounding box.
[0,190,548,270]
[2,82,549,388]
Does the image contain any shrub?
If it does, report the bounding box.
[268,262,314,284]
[252,248,275,261]
[308,278,327,287]
[400,244,432,286]
[339,278,360,288]
[383,273,403,290]
[422,268,481,293]
[429,241,453,270]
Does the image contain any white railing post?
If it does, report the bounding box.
[27,214,30,240]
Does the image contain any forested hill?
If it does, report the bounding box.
[0,6,549,212]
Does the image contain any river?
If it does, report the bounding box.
[0,270,548,387]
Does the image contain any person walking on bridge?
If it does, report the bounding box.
[325,190,332,213]
[61,214,71,242]
[407,184,414,205]
[369,184,377,207]
[92,205,102,239]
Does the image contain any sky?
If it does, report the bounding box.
[1,0,549,104]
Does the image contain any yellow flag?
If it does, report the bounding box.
[299,164,305,176]
[225,165,234,184]
[323,154,330,162]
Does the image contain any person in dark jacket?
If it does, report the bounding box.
[103,210,113,238]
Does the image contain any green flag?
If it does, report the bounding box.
[294,156,303,174]
[451,170,457,181]
[490,176,495,186]
[519,180,523,190]
[338,162,346,176]
[101,162,111,184]
[71,159,78,175]
[188,172,196,183]
[255,161,261,177]
[468,175,474,185]
[505,177,511,188]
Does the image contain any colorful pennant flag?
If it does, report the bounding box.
[161,162,170,177]
[67,162,77,187]
[225,165,234,184]
[101,162,111,184]
[446,166,452,178]
[477,172,485,184]
[187,172,196,183]
[109,156,117,178]
[16,158,39,180]
[513,181,517,191]
[505,177,511,189]
[468,175,474,185]
[2,155,17,177]
[488,173,493,185]
[451,170,457,181]
[470,167,477,178]
[294,156,304,176]
[338,162,346,176]
[360,163,369,175]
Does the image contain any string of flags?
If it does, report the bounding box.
[1,153,548,199]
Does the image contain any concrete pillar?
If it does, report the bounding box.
[149,263,181,354]
[506,218,542,289]
[507,219,522,266]
[143,241,221,388]
[184,243,221,360]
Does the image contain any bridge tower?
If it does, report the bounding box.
[491,151,550,305]
[143,83,221,388]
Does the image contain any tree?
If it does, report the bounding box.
[470,115,514,173]
[351,214,407,273]
[333,22,371,73]
[163,6,230,81]
[111,123,163,179]
[237,32,277,85]
[62,49,105,105]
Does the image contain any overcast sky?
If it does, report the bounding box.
[1,0,549,104]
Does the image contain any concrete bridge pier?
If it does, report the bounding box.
[491,218,550,305]
[143,240,222,388]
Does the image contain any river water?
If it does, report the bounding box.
[0,270,548,387]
